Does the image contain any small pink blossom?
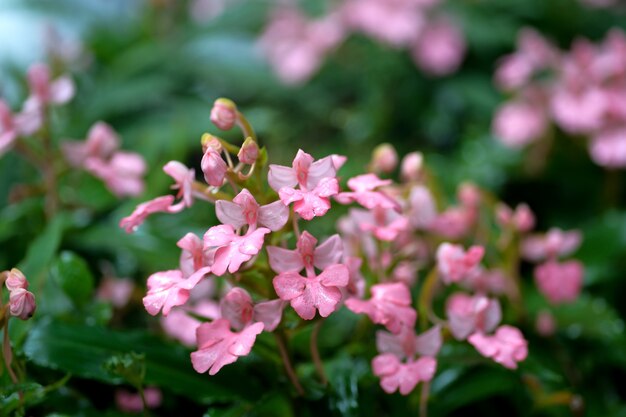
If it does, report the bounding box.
[216,189,289,232]
[62,122,120,167]
[119,195,177,233]
[84,151,146,198]
[268,149,340,220]
[203,224,270,276]
[220,287,286,332]
[178,233,210,277]
[412,18,466,76]
[238,138,259,164]
[428,207,473,239]
[536,310,557,337]
[161,301,220,346]
[26,63,75,106]
[191,319,264,375]
[521,228,582,262]
[372,354,437,395]
[273,264,349,320]
[400,152,423,182]
[589,128,626,168]
[335,173,400,211]
[116,387,162,413]
[96,277,134,308]
[345,282,417,333]
[446,293,501,340]
[370,143,398,174]
[201,147,228,187]
[210,98,238,131]
[267,231,343,274]
[436,243,485,285]
[376,325,442,360]
[5,268,28,291]
[496,203,535,232]
[468,325,528,369]
[534,260,584,304]
[492,101,548,148]
[9,288,36,320]
[463,268,510,296]
[407,185,437,229]
[349,207,410,241]
[550,87,607,135]
[143,267,211,316]
[163,161,195,210]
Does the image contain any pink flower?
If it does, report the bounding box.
[536,310,557,337]
[335,173,400,211]
[521,228,582,262]
[0,101,18,157]
[400,152,423,182]
[26,63,75,106]
[268,149,340,220]
[96,277,134,308]
[201,147,227,187]
[534,260,584,304]
[370,143,398,174]
[203,225,270,276]
[178,233,210,277]
[550,87,607,135]
[163,161,195,211]
[343,256,366,298]
[220,287,287,332]
[119,195,178,233]
[412,18,466,76]
[345,282,417,333]
[62,122,120,167]
[238,138,259,165]
[436,243,485,284]
[496,203,535,232]
[341,0,423,47]
[161,301,220,346]
[428,207,473,239]
[191,319,264,375]
[446,293,501,340]
[83,151,146,198]
[267,231,343,274]
[259,9,345,84]
[216,189,289,232]
[210,98,238,131]
[492,101,548,148]
[372,354,437,395]
[273,264,349,320]
[407,185,437,229]
[589,128,626,168]
[142,267,211,316]
[349,207,409,241]
[9,288,36,320]
[116,387,162,413]
[468,325,528,369]
[5,268,28,291]
[463,268,510,296]
[372,326,441,395]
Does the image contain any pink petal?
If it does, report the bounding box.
[266,246,304,273]
[313,235,344,270]
[215,200,246,229]
[257,200,289,231]
[253,299,286,331]
[49,76,75,104]
[220,287,254,331]
[268,164,297,191]
[273,271,306,300]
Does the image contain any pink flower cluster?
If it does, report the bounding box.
[121,100,584,401]
[492,28,626,169]
[259,0,465,85]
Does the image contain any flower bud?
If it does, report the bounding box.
[513,203,535,233]
[495,203,513,227]
[5,268,28,291]
[210,98,238,131]
[536,309,556,337]
[370,143,398,174]
[400,152,423,182]
[458,182,481,208]
[201,147,227,187]
[237,138,259,165]
[201,133,223,154]
[9,288,36,320]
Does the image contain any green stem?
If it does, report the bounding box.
[310,319,328,385]
[274,332,304,396]
[236,112,257,142]
[418,267,440,331]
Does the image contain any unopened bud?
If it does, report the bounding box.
[201,133,223,154]
[370,143,398,174]
[210,98,238,131]
[400,152,423,182]
[458,182,481,208]
[495,203,513,227]
[9,288,36,320]
[237,138,259,165]
[5,268,28,291]
[513,203,535,233]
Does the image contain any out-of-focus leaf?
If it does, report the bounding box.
[23,319,241,404]
[50,251,95,308]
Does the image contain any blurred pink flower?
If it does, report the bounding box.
[496,203,535,232]
[345,282,416,333]
[191,319,264,375]
[536,309,557,337]
[550,87,607,134]
[370,143,398,174]
[446,293,501,340]
[521,228,582,262]
[468,325,528,369]
[161,301,220,347]
[335,173,400,211]
[400,152,423,182]
[492,101,548,148]
[589,128,626,168]
[119,195,177,233]
[407,185,437,229]
[268,149,340,220]
[62,122,120,166]
[349,206,409,241]
[273,264,349,320]
[143,267,211,316]
[412,18,466,76]
[115,387,162,413]
[96,277,134,308]
[26,63,75,106]
[0,101,19,157]
[534,260,584,304]
[436,243,484,285]
[216,189,289,231]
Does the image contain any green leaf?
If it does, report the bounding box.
[23,319,240,404]
[50,251,95,308]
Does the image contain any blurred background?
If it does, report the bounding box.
[1,0,626,416]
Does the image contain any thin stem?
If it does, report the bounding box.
[3,326,22,400]
[420,381,430,417]
[274,332,304,396]
[310,319,328,385]
[139,385,149,417]
[236,112,257,142]
[291,212,301,239]
[418,267,440,331]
